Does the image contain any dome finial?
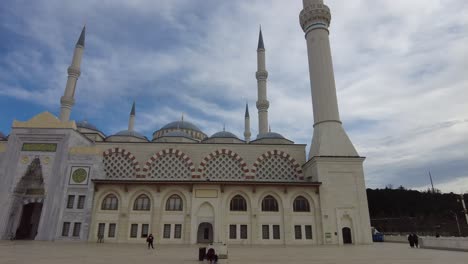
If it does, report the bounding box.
[181,113,184,122]
[223,123,226,132]
[269,125,271,132]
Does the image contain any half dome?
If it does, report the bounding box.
[0,131,6,140]
[251,131,293,144]
[114,130,147,140]
[210,131,239,139]
[161,121,202,133]
[76,120,99,131]
[256,132,285,140]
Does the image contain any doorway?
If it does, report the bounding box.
[15,203,43,240]
[342,227,352,244]
[197,222,213,243]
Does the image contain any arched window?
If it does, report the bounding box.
[261,195,278,212]
[230,195,247,211]
[101,194,118,210]
[165,194,183,211]
[293,196,310,212]
[133,194,151,211]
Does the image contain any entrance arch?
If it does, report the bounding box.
[197,222,213,243]
[9,157,45,240]
[342,227,352,244]
[16,202,43,239]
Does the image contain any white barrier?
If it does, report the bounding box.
[383,235,408,243]
[420,237,468,252]
[383,235,468,251]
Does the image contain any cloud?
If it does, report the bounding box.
[0,0,467,193]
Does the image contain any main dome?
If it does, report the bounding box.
[153,120,207,141]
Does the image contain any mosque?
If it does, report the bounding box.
[0,0,372,245]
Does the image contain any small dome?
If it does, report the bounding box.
[210,131,239,139]
[0,131,6,140]
[256,132,285,140]
[76,120,99,131]
[161,121,202,133]
[163,130,193,139]
[114,130,147,140]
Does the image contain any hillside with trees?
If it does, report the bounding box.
[367,187,468,236]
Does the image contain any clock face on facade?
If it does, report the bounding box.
[69,167,90,185]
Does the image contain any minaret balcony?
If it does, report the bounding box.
[299,3,331,32]
[256,100,270,110]
[67,66,81,78]
[255,70,268,80]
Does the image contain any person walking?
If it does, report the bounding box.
[146,234,154,249]
[413,233,419,248]
[408,233,414,248]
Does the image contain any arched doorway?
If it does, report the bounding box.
[342,227,352,244]
[197,222,213,243]
[16,202,43,239]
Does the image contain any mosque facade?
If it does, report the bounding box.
[0,0,372,245]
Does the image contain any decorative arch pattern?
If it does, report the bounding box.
[103,148,141,179]
[252,150,303,181]
[142,149,194,180]
[197,149,248,181]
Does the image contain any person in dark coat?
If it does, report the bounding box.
[413,233,419,248]
[146,234,154,249]
[206,248,218,264]
[408,233,414,248]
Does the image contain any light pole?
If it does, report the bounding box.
[457,194,468,225]
[450,211,462,237]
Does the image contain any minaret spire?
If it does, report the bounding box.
[128,101,135,131]
[299,1,357,156]
[244,103,251,143]
[256,26,269,136]
[76,26,85,47]
[257,25,264,50]
[59,26,85,122]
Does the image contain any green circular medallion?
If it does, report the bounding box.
[72,168,88,183]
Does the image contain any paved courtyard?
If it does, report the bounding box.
[0,241,466,264]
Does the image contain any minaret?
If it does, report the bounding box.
[256,27,269,136]
[60,26,85,122]
[128,101,136,131]
[299,1,358,157]
[244,103,251,143]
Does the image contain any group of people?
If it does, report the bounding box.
[146,234,217,263]
[407,233,419,248]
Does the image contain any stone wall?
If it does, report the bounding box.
[90,184,320,245]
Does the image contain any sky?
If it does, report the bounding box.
[0,0,467,193]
